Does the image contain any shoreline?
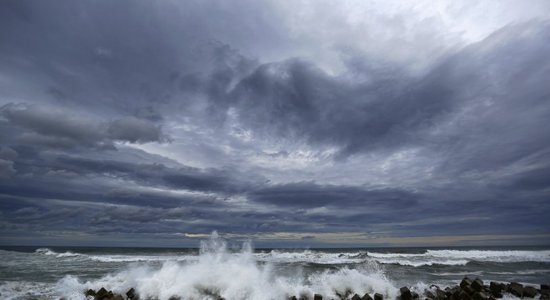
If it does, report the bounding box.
[81,278,550,300]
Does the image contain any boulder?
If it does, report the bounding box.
[401,287,413,300]
[112,295,124,300]
[352,294,361,300]
[288,296,298,300]
[489,282,502,296]
[473,292,487,300]
[314,294,323,300]
[472,279,484,293]
[362,293,373,300]
[542,284,550,291]
[463,285,475,295]
[126,288,137,299]
[459,291,472,300]
[436,289,446,300]
[94,287,113,300]
[451,289,462,300]
[374,293,383,300]
[461,278,473,289]
[523,286,538,298]
[85,289,96,297]
[425,290,436,299]
[509,282,524,298]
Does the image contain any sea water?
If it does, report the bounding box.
[1,234,549,299]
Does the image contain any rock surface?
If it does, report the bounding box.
[81,279,546,300]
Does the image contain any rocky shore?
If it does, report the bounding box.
[81,278,550,300]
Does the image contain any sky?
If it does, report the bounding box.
[1,0,550,248]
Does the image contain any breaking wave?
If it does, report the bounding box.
[35,248,81,258]
[54,232,400,300]
[1,237,549,299]
[32,247,550,267]
[365,249,550,266]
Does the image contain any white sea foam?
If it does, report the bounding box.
[254,250,366,264]
[371,258,470,267]
[35,248,82,259]
[34,247,197,263]
[54,232,401,300]
[366,249,550,266]
[35,247,58,256]
[425,250,550,262]
[86,254,198,263]
[0,280,55,300]
[34,247,550,267]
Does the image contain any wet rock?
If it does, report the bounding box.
[451,288,462,300]
[425,290,436,299]
[112,295,124,300]
[542,285,550,300]
[523,286,538,298]
[461,278,473,289]
[85,289,96,297]
[94,287,113,300]
[362,293,373,300]
[288,296,298,300]
[374,293,383,300]
[463,285,475,295]
[509,282,524,298]
[352,294,361,300]
[401,287,413,300]
[473,292,487,300]
[314,294,323,300]
[460,291,472,300]
[436,289,446,300]
[472,279,484,293]
[126,288,136,299]
[489,282,503,298]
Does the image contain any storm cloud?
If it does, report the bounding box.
[1,0,550,247]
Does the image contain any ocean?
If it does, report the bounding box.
[1,235,549,300]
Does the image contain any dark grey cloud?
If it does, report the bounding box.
[107,117,166,144]
[249,182,417,208]
[1,0,550,246]
[0,103,167,148]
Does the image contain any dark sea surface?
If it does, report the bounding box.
[1,237,549,299]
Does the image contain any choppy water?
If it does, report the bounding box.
[1,234,549,299]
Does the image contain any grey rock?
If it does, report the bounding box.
[362,293,373,300]
[401,287,413,300]
[523,286,538,298]
[472,279,484,293]
[473,292,487,300]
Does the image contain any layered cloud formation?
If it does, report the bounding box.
[1,0,549,246]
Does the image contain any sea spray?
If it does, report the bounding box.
[2,244,550,299]
[54,232,398,300]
